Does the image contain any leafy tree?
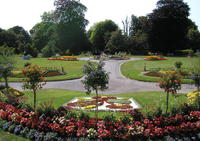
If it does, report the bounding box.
[82,61,109,120]
[129,15,149,37]
[0,46,16,90]
[54,0,90,54]
[22,65,46,111]
[122,15,149,54]
[158,73,181,114]
[88,20,118,53]
[106,30,127,54]
[187,28,200,51]
[148,0,190,54]
[0,29,18,50]
[8,26,32,55]
[30,22,56,53]
[41,38,58,57]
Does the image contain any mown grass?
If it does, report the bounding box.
[23,89,187,117]
[7,57,87,82]
[0,129,28,141]
[121,57,198,83]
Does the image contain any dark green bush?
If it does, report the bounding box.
[8,124,16,133]
[120,115,132,125]
[78,112,89,121]
[65,111,77,119]
[103,114,116,123]
[2,121,12,131]
[43,132,58,141]
[0,120,7,128]
[20,127,30,137]
[27,129,37,140]
[14,124,24,135]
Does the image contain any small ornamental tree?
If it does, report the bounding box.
[0,46,16,90]
[22,65,46,111]
[158,73,181,114]
[81,61,109,120]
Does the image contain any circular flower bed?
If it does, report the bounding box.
[144,56,166,61]
[48,56,79,61]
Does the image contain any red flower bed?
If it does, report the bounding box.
[48,57,79,61]
[0,102,200,140]
[106,104,133,109]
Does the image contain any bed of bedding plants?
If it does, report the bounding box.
[0,93,200,141]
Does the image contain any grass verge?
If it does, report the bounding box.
[0,129,28,141]
[7,57,87,82]
[23,89,187,117]
[121,57,197,83]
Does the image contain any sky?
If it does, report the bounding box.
[0,0,199,32]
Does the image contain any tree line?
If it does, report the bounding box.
[0,0,200,57]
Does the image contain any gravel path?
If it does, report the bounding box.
[2,58,196,94]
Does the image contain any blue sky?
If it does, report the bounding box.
[0,0,199,31]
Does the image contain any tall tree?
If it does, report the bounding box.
[0,29,18,51]
[8,26,32,54]
[187,28,200,51]
[88,20,118,53]
[148,0,190,54]
[54,0,89,54]
[106,30,127,54]
[30,22,56,53]
[122,17,130,36]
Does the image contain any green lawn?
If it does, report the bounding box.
[0,129,28,141]
[7,57,86,82]
[23,89,187,116]
[121,57,198,83]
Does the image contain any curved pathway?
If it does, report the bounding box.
[5,58,196,94]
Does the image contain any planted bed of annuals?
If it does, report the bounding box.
[144,56,166,61]
[0,102,200,141]
[48,56,79,61]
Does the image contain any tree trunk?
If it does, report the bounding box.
[95,89,98,129]
[4,77,9,91]
[33,89,37,112]
[166,92,169,114]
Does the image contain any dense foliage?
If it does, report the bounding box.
[1,0,200,57]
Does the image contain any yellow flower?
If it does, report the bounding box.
[83,105,96,109]
[187,90,200,104]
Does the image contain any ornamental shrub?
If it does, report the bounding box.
[27,129,37,140]
[158,73,181,114]
[120,115,132,125]
[14,124,24,135]
[43,132,58,141]
[34,131,45,141]
[78,112,89,121]
[65,111,77,119]
[8,124,16,133]
[103,113,116,123]
[0,120,7,128]
[187,90,200,104]
[22,65,46,111]
[2,121,12,131]
[20,127,30,137]
[174,61,183,70]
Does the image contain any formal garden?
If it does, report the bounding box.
[1,0,200,140]
[0,45,200,140]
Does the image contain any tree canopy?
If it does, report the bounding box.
[148,0,191,54]
[88,20,118,53]
[54,0,90,54]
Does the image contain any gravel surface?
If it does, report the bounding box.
[1,58,196,94]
